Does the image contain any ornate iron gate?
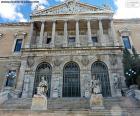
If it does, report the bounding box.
[63,62,81,97]
[33,62,52,97]
[91,61,111,97]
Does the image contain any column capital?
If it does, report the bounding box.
[98,18,103,21]
[86,19,91,21]
[41,20,45,23]
[64,19,68,22]
[75,19,79,22]
[52,19,56,22]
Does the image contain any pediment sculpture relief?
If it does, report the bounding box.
[32,0,106,16]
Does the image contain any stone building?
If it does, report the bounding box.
[0,0,139,99]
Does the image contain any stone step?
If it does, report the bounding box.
[47,98,90,109]
[0,97,89,110]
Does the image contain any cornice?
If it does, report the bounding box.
[0,22,30,27]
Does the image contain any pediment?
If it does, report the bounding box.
[32,1,112,16]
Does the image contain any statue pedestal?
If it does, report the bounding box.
[90,94,104,110]
[31,94,47,110]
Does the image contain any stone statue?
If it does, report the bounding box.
[37,76,48,95]
[90,75,101,94]
[113,75,121,89]
[90,75,104,110]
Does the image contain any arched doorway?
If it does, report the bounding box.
[91,61,111,97]
[33,62,52,97]
[63,62,81,97]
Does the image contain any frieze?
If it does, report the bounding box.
[40,56,52,62]
[32,0,112,16]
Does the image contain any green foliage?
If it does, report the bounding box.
[123,47,140,87]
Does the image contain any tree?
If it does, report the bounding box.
[123,47,140,88]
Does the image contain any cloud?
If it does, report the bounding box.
[114,0,140,19]
[0,0,27,22]
[30,0,49,11]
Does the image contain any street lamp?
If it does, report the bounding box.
[5,71,16,87]
[125,69,137,84]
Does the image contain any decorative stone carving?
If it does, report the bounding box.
[27,56,35,67]
[109,54,118,65]
[113,74,121,89]
[32,0,106,16]
[81,55,89,66]
[40,56,52,62]
[113,74,122,97]
[70,55,73,61]
[96,54,101,61]
[54,57,62,66]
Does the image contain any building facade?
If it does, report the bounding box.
[0,0,139,99]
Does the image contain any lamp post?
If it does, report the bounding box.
[5,71,16,87]
[125,69,137,85]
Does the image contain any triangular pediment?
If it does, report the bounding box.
[32,0,113,16]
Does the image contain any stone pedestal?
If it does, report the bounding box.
[31,94,47,110]
[90,94,104,110]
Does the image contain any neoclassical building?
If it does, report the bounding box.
[0,0,140,99]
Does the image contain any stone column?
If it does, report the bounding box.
[16,59,27,95]
[51,21,56,47]
[99,19,105,46]
[63,20,68,47]
[22,73,30,98]
[76,20,80,47]
[87,20,92,46]
[27,22,34,48]
[39,21,45,47]
[110,19,119,46]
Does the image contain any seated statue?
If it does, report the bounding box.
[37,76,48,95]
[90,75,101,94]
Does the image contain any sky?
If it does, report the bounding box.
[0,0,140,23]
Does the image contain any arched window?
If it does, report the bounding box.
[33,62,52,97]
[63,62,81,97]
[91,61,111,97]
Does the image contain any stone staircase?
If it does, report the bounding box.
[0,98,32,109]
[0,96,140,115]
[48,98,89,110]
[0,97,89,110]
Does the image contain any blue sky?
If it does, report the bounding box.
[0,0,140,23]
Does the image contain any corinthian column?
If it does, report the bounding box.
[99,19,105,46]
[39,21,45,47]
[110,19,119,46]
[27,22,34,48]
[76,20,80,47]
[63,20,68,47]
[51,21,56,47]
[87,20,92,46]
